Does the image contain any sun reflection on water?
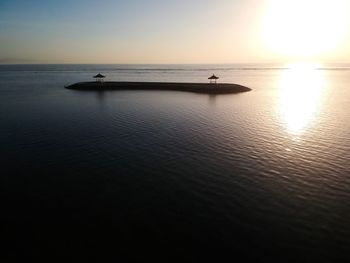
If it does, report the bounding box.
[278,63,326,134]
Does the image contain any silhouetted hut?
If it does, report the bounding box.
[93,73,106,82]
[208,74,219,84]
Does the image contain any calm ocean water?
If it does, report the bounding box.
[1,64,350,262]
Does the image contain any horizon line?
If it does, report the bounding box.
[1,62,350,66]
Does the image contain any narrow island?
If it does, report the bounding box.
[66,74,251,94]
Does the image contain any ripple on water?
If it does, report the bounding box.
[1,67,350,261]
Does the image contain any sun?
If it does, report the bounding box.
[262,0,349,58]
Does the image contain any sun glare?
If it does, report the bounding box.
[263,0,350,58]
[278,63,326,134]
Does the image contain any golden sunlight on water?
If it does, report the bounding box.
[278,64,326,134]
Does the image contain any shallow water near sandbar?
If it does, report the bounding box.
[1,64,350,261]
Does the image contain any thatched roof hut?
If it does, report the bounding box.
[93,73,106,82]
[208,74,219,84]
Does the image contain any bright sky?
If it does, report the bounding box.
[1,0,349,64]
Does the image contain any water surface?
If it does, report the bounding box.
[1,64,350,262]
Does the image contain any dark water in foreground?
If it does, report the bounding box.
[1,64,350,262]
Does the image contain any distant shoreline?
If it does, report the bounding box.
[66,81,251,94]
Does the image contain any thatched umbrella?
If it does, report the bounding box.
[208,74,219,84]
[93,73,106,82]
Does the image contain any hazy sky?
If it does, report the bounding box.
[1,0,349,64]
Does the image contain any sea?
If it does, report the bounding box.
[1,64,350,262]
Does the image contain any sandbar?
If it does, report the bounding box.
[66,81,251,94]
